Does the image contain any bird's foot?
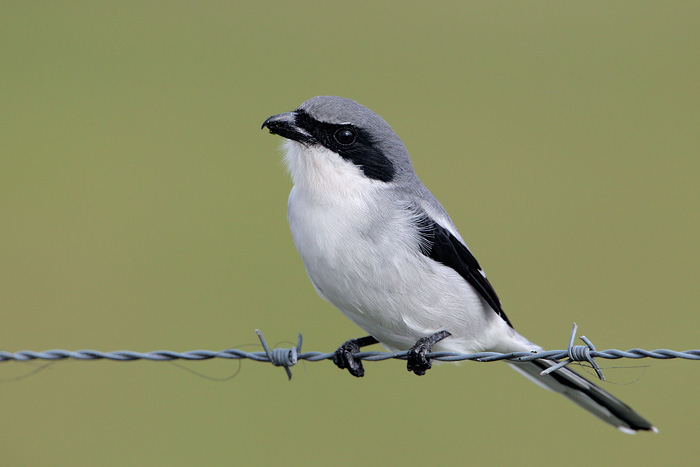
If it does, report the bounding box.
[333,336,378,377]
[407,331,452,376]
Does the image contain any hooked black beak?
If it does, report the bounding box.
[261,111,295,131]
[261,111,314,144]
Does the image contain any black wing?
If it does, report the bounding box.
[417,215,513,328]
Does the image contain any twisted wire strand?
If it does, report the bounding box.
[2,325,698,381]
[2,348,699,363]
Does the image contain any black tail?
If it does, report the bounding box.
[508,360,657,433]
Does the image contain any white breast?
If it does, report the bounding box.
[283,141,533,354]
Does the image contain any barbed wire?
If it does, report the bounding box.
[2,324,698,380]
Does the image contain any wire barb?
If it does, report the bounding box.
[254,329,302,380]
[539,323,605,380]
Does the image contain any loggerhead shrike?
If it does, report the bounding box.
[262,96,656,433]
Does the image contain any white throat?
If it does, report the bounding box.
[282,140,384,200]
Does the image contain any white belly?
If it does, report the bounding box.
[287,185,525,353]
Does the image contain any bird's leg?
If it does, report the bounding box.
[407,331,452,376]
[333,335,379,377]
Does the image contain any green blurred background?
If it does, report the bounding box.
[2,1,699,465]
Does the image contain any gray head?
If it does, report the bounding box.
[262,96,415,183]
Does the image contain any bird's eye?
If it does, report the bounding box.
[334,128,356,145]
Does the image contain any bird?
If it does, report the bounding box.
[261,96,656,434]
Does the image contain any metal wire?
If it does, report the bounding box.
[2,325,698,380]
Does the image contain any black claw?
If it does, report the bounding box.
[406,339,433,375]
[333,340,365,377]
[332,336,379,378]
[406,331,451,376]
